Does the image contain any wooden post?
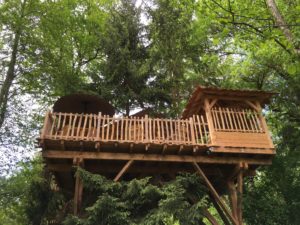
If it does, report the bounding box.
[227,180,238,221]
[255,101,274,148]
[73,158,84,215]
[41,111,51,139]
[237,170,243,225]
[204,99,216,144]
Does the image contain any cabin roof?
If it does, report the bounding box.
[53,93,115,116]
[182,86,275,118]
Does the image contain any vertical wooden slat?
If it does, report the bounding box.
[184,119,189,144]
[223,108,229,130]
[93,114,97,138]
[169,119,174,144]
[96,113,101,141]
[226,108,234,131]
[233,108,241,131]
[156,119,160,142]
[121,117,124,141]
[81,114,88,140]
[125,116,129,141]
[60,113,67,139]
[51,113,57,139]
[216,108,222,130]
[241,109,250,131]
[105,116,110,141]
[71,114,78,138]
[101,115,105,141]
[111,116,115,140]
[88,114,93,139]
[200,115,209,144]
[211,109,218,130]
[153,118,156,142]
[51,113,58,138]
[250,111,259,132]
[165,119,170,144]
[196,115,204,144]
[76,114,83,139]
[145,115,148,143]
[116,118,119,141]
[219,107,225,131]
[189,118,195,145]
[162,119,165,141]
[237,109,246,131]
[66,114,72,139]
[149,117,152,142]
[133,117,136,141]
[192,115,199,144]
[246,109,254,132]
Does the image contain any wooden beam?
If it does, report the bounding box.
[209,146,275,155]
[210,196,231,225]
[114,160,134,182]
[42,150,273,165]
[192,162,239,225]
[245,100,259,111]
[47,163,223,176]
[202,208,221,225]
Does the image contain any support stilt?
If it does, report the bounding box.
[237,170,243,225]
[73,158,84,215]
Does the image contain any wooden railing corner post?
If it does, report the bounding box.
[41,111,51,139]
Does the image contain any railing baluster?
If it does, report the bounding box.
[54,113,61,138]
[51,113,57,139]
[219,107,225,131]
[120,117,124,141]
[81,114,88,140]
[66,114,72,139]
[96,113,101,141]
[71,114,77,139]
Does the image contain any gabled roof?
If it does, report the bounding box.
[181,86,275,118]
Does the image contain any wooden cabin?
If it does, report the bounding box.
[39,86,275,225]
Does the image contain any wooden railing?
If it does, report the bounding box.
[41,112,211,146]
[211,107,264,133]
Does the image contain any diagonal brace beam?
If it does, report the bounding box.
[114,160,134,182]
[192,162,239,225]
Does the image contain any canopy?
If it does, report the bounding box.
[53,93,115,116]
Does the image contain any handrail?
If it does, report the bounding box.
[41,112,211,146]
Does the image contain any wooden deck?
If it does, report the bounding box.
[40,108,274,155]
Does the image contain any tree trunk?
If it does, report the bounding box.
[0,30,21,128]
[0,0,27,129]
[266,0,300,55]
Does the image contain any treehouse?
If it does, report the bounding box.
[39,86,275,225]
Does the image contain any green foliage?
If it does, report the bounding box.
[0,157,66,225]
[63,169,208,225]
